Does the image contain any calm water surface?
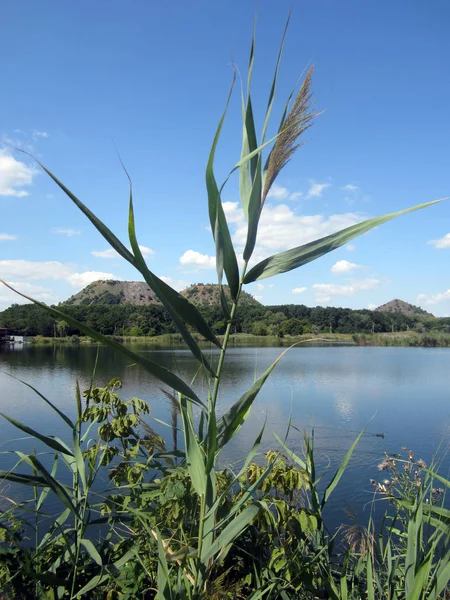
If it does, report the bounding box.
[1,343,449,528]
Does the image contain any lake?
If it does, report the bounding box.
[1,343,449,530]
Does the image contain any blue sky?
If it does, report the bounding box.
[1,0,449,315]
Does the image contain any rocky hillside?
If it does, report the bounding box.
[64,280,159,306]
[63,280,261,308]
[181,284,261,307]
[375,299,433,317]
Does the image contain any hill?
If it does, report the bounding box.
[181,284,261,308]
[64,280,160,306]
[63,280,261,308]
[375,299,434,317]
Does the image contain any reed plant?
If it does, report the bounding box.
[1,13,449,600]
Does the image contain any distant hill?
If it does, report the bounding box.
[63,280,261,308]
[180,284,261,308]
[375,299,434,317]
[64,280,160,306]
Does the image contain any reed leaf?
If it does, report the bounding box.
[126,172,217,373]
[0,281,204,408]
[201,502,261,563]
[0,413,73,457]
[0,370,74,428]
[321,425,367,508]
[179,395,206,498]
[244,198,447,283]
[206,72,240,299]
[216,341,309,449]
[16,150,220,348]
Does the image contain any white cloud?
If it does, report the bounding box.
[254,295,263,302]
[292,287,307,294]
[267,184,289,200]
[428,233,450,249]
[66,271,122,289]
[179,250,215,270]
[306,181,331,199]
[92,248,118,258]
[32,130,49,139]
[0,150,36,197]
[368,303,377,310]
[0,233,16,241]
[222,201,244,224]
[233,203,364,255]
[138,245,155,257]
[346,244,356,252]
[290,192,303,200]
[418,290,450,305]
[341,184,359,192]
[331,259,361,274]
[51,228,81,237]
[160,276,190,292]
[313,278,381,303]
[257,283,265,290]
[0,281,57,310]
[0,260,73,281]
[92,245,154,259]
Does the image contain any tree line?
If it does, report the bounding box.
[1,301,449,338]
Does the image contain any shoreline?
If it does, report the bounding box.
[4,331,450,348]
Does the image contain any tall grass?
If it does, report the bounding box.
[1,12,449,600]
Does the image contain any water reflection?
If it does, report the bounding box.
[1,344,449,528]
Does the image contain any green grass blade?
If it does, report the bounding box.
[0,470,46,486]
[179,395,206,497]
[0,281,204,408]
[405,501,421,596]
[260,11,290,144]
[206,72,240,299]
[0,413,74,457]
[80,539,103,566]
[0,370,74,428]
[25,151,220,348]
[321,425,367,508]
[244,198,448,282]
[243,154,262,261]
[127,183,217,374]
[201,503,260,563]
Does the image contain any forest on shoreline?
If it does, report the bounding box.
[1,300,449,339]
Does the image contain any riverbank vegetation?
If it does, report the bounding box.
[1,13,449,599]
[1,301,449,341]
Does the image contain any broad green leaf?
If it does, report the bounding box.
[367,554,375,600]
[0,370,74,428]
[243,154,262,261]
[127,183,217,374]
[244,198,447,282]
[0,281,204,408]
[19,151,220,347]
[260,11,291,144]
[206,72,240,299]
[156,527,171,600]
[405,500,421,596]
[37,453,58,511]
[201,502,261,563]
[239,25,258,220]
[321,425,367,508]
[14,453,78,517]
[80,538,103,566]
[180,395,206,497]
[0,413,73,457]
